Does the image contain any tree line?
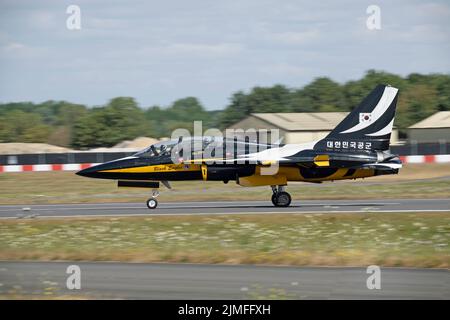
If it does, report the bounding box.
[0,70,449,149]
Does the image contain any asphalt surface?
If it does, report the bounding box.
[0,198,449,218]
[0,261,448,299]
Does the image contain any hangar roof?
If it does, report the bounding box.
[409,111,450,129]
[251,112,349,131]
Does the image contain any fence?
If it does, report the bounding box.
[0,152,134,166]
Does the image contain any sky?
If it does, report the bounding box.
[0,0,449,110]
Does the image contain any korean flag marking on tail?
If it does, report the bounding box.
[359,113,372,123]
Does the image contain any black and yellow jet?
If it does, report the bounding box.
[77,84,402,209]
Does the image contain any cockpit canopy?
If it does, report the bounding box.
[133,136,279,159]
[134,140,177,158]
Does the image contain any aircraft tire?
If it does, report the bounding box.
[273,192,291,207]
[271,193,277,205]
[146,198,158,209]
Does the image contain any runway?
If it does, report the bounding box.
[0,198,449,219]
[0,261,448,299]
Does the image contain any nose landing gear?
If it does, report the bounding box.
[145,181,172,210]
[271,185,292,207]
[146,189,159,209]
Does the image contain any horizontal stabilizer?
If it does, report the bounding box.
[356,163,402,170]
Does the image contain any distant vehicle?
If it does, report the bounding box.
[77,85,402,209]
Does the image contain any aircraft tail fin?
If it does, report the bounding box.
[315,84,399,152]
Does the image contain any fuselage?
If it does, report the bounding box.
[76,137,401,187]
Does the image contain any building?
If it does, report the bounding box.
[408,111,450,143]
[228,112,399,144]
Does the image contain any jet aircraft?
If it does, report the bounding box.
[77,84,402,209]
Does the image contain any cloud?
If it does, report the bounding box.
[3,42,25,51]
[134,42,244,59]
[259,63,305,76]
[268,29,320,45]
[28,10,57,29]
[88,17,129,30]
[166,43,243,56]
[0,41,48,59]
[417,2,450,18]
[0,0,448,109]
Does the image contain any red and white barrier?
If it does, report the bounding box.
[399,154,450,164]
[0,163,100,173]
[0,155,449,173]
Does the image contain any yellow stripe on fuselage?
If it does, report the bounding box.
[99,163,202,173]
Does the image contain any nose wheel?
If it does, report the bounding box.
[146,189,159,209]
[271,185,292,207]
[146,198,158,209]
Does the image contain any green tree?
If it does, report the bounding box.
[0,110,51,143]
[144,97,209,137]
[396,84,439,129]
[218,85,291,129]
[170,97,206,120]
[343,70,406,111]
[290,77,345,112]
[72,97,148,149]
[1,70,449,147]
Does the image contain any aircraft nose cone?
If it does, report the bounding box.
[75,157,139,179]
[76,165,99,178]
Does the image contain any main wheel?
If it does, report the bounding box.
[146,198,158,209]
[273,191,292,207]
[271,193,277,206]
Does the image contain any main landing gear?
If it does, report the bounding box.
[271,185,292,207]
[146,189,159,209]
